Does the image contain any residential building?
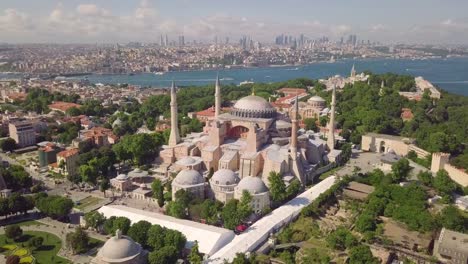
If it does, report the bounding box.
[8,120,36,148]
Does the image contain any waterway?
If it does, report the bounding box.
[2,57,468,96]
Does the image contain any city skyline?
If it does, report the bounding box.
[0,0,468,44]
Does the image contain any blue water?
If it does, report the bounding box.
[2,57,468,96]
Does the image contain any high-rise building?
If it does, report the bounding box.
[178,35,185,46]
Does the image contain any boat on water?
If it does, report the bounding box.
[154,72,165,75]
[239,80,254,86]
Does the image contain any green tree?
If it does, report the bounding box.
[304,118,318,131]
[99,177,110,197]
[355,213,377,233]
[66,227,90,254]
[35,195,73,220]
[79,163,98,185]
[433,170,458,199]
[238,190,253,220]
[5,225,22,241]
[151,179,165,207]
[391,158,411,182]
[128,220,152,247]
[268,171,286,203]
[326,226,358,250]
[148,246,178,264]
[437,206,467,233]
[417,171,433,186]
[0,138,16,152]
[188,241,203,264]
[65,107,82,116]
[349,245,379,264]
[84,211,106,230]
[28,237,44,251]
[147,224,166,250]
[222,199,241,230]
[112,217,131,235]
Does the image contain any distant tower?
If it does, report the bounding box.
[379,80,385,96]
[327,85,336,151]
[215,74,221,118]
[290,96,299,153]
[168,81,180,146]
[350,64,356,78]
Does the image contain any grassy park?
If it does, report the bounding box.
[0,231,70,264]
[74,196,103,211]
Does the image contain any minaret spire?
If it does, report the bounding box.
[290,96,299,153]
[350,63,356,78]
[168,81,180,146]
[327,85,336,151]
[215,74,221,118]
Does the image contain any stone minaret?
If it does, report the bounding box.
[327,85,336,151]
[350,63,356,78]
[215,74,221,118]
[168,81,180,146]
[290,96,299,153]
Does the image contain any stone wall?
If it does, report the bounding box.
[431,152,468,187]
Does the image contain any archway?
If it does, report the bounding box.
[228,126,249,139]
[379,141,386,153]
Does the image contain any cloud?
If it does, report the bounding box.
[0,8,33,32]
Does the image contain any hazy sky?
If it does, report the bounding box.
[1,0,467,44]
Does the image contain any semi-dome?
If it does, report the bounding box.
[97,231,142,262]
[211,169,239,186]
[174,169,204,186]
[115,174,128,181]
[231,95,276,118]
[308,95,325,102]
[236,176,268,194]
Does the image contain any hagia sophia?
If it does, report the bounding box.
[160,77,342,212]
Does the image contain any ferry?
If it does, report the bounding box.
[154,72,165,75]
[239,80,254,86]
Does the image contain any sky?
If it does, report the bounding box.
[0,0,468,44]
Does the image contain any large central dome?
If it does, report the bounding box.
[231,95,276,118]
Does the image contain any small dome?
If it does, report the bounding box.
[211,169,239,186]
[174,169,204,186]
[308,95,325,102]
[234,95,274,112]
[97,234,142,262]
[128,169,148,178]
[176,156,197,166]
[116,174,128,181]
[237,176,268,194]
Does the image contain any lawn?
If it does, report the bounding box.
[0,231,71,264]
[11,220,46,227]
[75,196,103,211]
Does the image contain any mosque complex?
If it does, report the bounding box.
[161,76,342,212]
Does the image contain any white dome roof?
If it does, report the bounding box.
[97,234,142,262]
[237,176,268,194]
[174,169,204,186]
[234,95,274,111]
[308,95,325,102]
[116,174,128,181]
[176,156,202,166]
[211,169,239,186]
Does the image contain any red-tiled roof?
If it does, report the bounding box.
[57,148,79,158]
[49,102,81,112]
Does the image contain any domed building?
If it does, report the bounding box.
[231,95,276,119]
[160,76,340,212]
[293,95,326,120]
[111,174,132,192]
[234,176,270,213]
[92,230,147,264]
[210,169,240,203]
[172,169,205,200]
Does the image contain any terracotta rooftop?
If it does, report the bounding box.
[49,102,81,112]
[57,148,79,158]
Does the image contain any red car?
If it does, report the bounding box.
[235,224,248,234]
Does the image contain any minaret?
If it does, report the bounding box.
[168,81,180,146]
[290,96,299,153]
[215,74,221,118]
[350,64,356,78]
[327,85,336,151]
[379,80,385,96]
